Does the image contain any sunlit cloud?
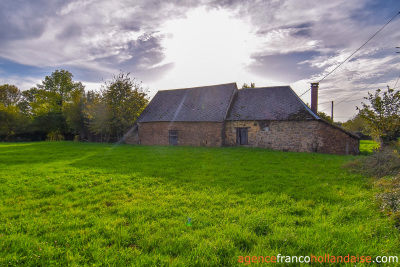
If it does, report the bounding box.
[1,0,400,120]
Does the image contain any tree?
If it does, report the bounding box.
[342,114,370,137]
[0,84,21,107]
[0,84,31,140]
[357,86,400,145]
[101,72,149,141]
[62,84,86,139]
[85,91,111,142]
[242,83,256,89]
[26,70,87,139]
[37,69,78,107]
[304,102,333,123]
[317,111,333,123]
[0,104,30,139]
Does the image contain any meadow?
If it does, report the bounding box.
[0,141,398,266]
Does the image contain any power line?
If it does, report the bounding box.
[394,75,400,88]
[322,67,395,111]
[299,11,400,98]
[341,97,365,103]
[318,100,332,105]
[299,87,310,98]
[297,86,311,98]
[318,11,400,83]
[320,70,400,113]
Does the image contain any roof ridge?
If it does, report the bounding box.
[244,85,291,90]
[159,82,237,92]
[287,86,320,120]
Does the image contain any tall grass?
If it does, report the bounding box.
[359,140,380,155]
[0,142,398,266]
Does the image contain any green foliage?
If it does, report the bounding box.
[317,111,333,123]
[37,69,80,105]
[357,87,400,144]
[85,91,111,142]
[346,140,400,229]
[375,174,400,229]
[342,114,370,137]
[1,69,148,142]
[0,104,30,138]
[359,140,380,155]
[33,111,67,133]
[241,82,255,89]
[100,71,149,141]
[62,86,86,137]
[304,103,333,123]
[0,85,31,139]
[0,84,21,107]
[0,142,399,265]
[47,131,65,141]
[28,70,86,136]
[346,143,400,178]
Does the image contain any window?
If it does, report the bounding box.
[169,130,178,145]
[236,128,248,145]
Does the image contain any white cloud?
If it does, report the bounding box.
[151,7,284,90]
[1,0,400,120]
[0,75,41,91]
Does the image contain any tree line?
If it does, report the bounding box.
[0,70,148,142]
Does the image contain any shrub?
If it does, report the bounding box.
[47,131,65,141]
[375,174,400,228]
[345,141,400,228]
[345,145,400,178]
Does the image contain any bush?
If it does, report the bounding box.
[47,131,65,141]
[345,145,400,178]
[345,141,400,228]
[375,174,400,228]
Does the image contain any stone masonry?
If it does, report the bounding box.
[224,120,359,155]
[135,121,224,147]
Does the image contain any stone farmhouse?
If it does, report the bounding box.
[125,83,359,155]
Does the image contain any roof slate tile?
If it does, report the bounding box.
[136,83,238,122]
[226,86,319,121]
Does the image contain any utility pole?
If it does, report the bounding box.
[331,101,334,121]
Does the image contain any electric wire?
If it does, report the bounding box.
[298,11,400,98]
[394,75,400,88]
[319,67,395,112]
[318,11,400,84]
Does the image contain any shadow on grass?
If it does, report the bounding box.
[0,142,370,204]
[69,143,368,204]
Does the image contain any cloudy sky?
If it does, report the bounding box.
[1,0,400,121]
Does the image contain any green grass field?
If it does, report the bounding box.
[359,140,380,155]
[0,141,398,266]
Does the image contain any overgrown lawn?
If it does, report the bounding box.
[0,142,398,266]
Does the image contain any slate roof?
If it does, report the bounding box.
[136,83,238,122]
[225,86,319,121]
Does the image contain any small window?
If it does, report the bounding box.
[236,128,248,145]
[169,130,178,145]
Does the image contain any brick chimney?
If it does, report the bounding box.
[311,82,319,114]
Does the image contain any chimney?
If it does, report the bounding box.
[311,82,319,114]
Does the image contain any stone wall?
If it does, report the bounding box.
[316,121,359,155]
[131,121,224,147]
[123,125,139,145]
[224,120,359,155]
